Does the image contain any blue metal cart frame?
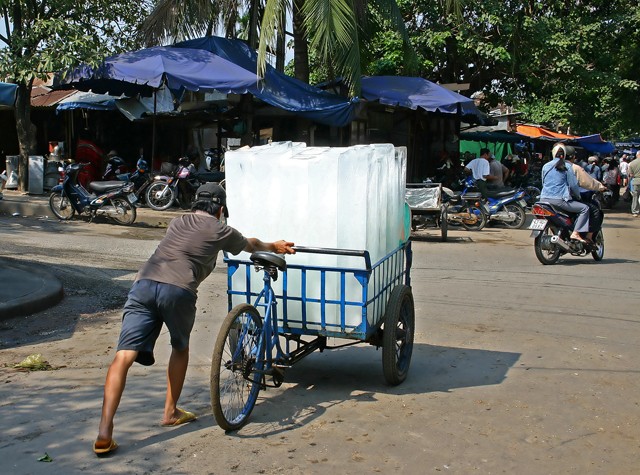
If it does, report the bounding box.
[211,241,414,431]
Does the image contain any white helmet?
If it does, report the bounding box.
[551,143,575,160]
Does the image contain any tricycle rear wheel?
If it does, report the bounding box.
[211,304,264,431]
[382,285,415,385]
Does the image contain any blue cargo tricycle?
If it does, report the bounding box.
[211,242,414,430]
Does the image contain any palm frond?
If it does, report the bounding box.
[140,0,220,45]
[302,0,361,95]
[258,0,289,77]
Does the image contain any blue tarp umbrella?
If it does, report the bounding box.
[360,76,488,124]
[55,46,260,97]
[56,90,119,112]
[175,36,357,127]
[570,134,615,154]
[0,82,18,108]
[55,46,260,159]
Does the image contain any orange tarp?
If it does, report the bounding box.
[515,124,575,140]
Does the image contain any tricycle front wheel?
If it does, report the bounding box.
[211,303,264,431]
[382,285,415,385]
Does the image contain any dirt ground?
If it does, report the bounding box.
[1,208,639,474]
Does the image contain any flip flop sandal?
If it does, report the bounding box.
[161,408,197,426]
[93,439,118,455]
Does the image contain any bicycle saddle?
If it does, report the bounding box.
[250,252,287,271]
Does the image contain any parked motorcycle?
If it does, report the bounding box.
[49,163,137,225]
[91,158,155,208]
[483,187,528,229]
[101,155,129,181]
[529,199,604,265]
[463,177,528,228]
[442,186,487,231]
[522,185,541,209]
[145,156,224,211]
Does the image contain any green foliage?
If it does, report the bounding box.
[0,1,151,84]
[369,0,640,138]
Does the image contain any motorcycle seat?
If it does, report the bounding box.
[461,191,483,200]
[89,181,126,193]
[195,171,225,183]
[486,188,517,198]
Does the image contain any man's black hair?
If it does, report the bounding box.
[191,200,222,217]
[480,148,490,156]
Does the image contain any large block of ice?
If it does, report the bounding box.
[225,142,407,332]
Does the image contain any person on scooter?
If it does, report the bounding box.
[540,143,590,242]
[464,148,497,199]
[564,149,606,240]
[93,182,295,456]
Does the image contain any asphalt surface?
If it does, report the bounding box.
[0,189,177,320]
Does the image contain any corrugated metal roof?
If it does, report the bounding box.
[31,85,76,108]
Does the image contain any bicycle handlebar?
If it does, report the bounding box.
[292,246,368,257]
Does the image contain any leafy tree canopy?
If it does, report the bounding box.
[371,0,640,138]
[0,0,150,84]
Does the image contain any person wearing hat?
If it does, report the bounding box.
[584,156,602,182]
[541,143,590,242]
[93,182,295,455]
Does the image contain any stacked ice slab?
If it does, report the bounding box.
[225,142,407,332]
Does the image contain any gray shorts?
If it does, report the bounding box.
[117,279,196,366]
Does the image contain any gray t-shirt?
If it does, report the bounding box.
[136,213,247,295]
[489,160,508,187]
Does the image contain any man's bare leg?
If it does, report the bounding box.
[96,349,138,444]
[161,347,189,425]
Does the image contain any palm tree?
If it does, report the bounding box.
[259,0,414,95]
[140,0,461,95]
[140,0,244,45]
[140,0,410,94]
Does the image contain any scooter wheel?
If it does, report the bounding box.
[49,191,75,220]
[461,205,487,231]
[502,203,527,229]
[145,182,176,211]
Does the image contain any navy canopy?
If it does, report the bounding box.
[56,91,118,112]
[360,76,487,124]
[55,46,260,97]
[570,134,615,154]
[175,36,357,127]
[0,82,17,108]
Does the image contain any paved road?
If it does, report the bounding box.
[0,208,639,474]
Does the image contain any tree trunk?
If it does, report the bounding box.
[247,0,260,49]
[293,0,309,83]
[13,84,36,193]
[275,9,286,72]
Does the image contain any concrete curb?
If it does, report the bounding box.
[0,260,64,320]
[0,190,179,227]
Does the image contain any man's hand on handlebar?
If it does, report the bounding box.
[273,240,295,255]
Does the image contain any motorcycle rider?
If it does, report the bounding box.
[540,143,590,242]
[93,182,295,455]
[464,148,497,199]
[562,146,606,239]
